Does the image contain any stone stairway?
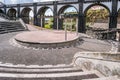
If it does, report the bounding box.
[0,21,26,34]
[0,13,10,21]
[83,76,119,80]
[0,59,118,80]
[0,52,119,80]
[0,64,101,80]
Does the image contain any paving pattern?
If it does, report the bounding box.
[0,30,112,66]
[0,24,113,66]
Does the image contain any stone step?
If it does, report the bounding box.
[0,29,5,31]
[0,31,8,34]
[83,76,119,80]
[0,63,73,69]
[0,70,99,80]
[0,21,25,34]
[0,67,83,73]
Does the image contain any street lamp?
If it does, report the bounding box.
[60,14,67,41]
[41,15,43,28]
[76,16,78,36]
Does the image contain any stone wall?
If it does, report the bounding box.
[73,52,120,77]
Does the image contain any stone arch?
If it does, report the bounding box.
[84,3,110,15]
[117,8,120,28]
[118,2,120,11]
[117,8,120,40]
[21,7,34,24]
[7,8,17,20]
[58,5,78,30]
[20,7,33,13]
[58,5,78,15]
[84,3,110,36]
[0,9,4,13]
[37,6,53,28]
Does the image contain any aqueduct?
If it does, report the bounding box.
[0,0,120,39]
[0,1,119,79]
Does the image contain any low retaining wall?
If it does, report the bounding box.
[15,37,82,49]
[73,52,120,77]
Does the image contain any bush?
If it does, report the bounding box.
[45,24,51,29]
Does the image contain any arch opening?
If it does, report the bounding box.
[58,5,78,30]
[85,4,110,37]
[0,9,4,14]
[117,9,120,40]
[37,7,53,29]
[21,8,34,24]
[7,8,16,20]
[117,9,120,28]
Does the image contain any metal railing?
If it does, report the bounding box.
[19,18,28,30]
[0,13,10,20]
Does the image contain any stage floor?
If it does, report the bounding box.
[15,30,78,43]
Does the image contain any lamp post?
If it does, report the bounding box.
[76,18,78,36]
[60,14,67,41]
[57,16,58,30]
[65,19,67,41]
[41,15,43,28]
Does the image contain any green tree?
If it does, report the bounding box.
[86,8,109,26]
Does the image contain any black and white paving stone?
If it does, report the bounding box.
[0,32,112,66]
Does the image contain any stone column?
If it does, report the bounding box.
[33,3,37,25]
[37,15,41,26]
[78,0,85,33]
[58,18,64,30]
[4,5,6,14]
[109,0,118,40]
[17,4,20,18]
[53,1,58,29]
[41,15,45,28]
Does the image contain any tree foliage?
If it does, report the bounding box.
[86,8,109,26]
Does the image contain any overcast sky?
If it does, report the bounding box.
[0,0,56,4]
[0,0,76,16]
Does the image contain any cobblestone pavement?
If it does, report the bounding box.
[0,31,112,66]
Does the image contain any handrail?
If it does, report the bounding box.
[19,18,28,30]
[0,13,10,20]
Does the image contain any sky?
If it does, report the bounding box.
[0,0,56,4]
[0,0,77,17]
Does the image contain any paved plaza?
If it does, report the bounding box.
[0,25,112,66]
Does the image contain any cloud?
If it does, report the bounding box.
[34,0,58,2]
[2,0,62,4]
[33,0,40,2]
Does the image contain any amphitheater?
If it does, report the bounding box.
[0,0,120,80]
[0,20,119,80]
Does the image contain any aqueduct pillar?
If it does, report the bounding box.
[78,0,85,33]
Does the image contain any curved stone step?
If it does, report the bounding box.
[0,63,73,69]
[83,76,119,80]
[0,63,82,73]
[0,67,83,73]
[0,70,99,79]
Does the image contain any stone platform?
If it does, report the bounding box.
[14,30,80,49]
